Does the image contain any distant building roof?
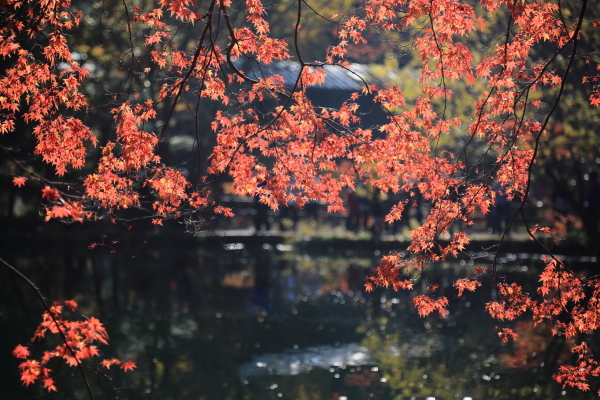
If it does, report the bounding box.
[241,60,385,91]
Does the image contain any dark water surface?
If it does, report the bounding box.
[0,221,594,399]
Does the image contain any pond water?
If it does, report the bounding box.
[0,224,594,400]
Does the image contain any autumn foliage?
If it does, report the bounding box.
[1,0,600,395]
[12,300,135,393]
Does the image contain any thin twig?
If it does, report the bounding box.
[0,257,96,400]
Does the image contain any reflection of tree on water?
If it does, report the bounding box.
[2,223,595,400]
[250,245,274,311]
[500,321,569,372]
[338,264,362,295]
[356,285,587,400]
[280,266,325,307]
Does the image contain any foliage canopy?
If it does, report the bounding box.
[1,0,600,395]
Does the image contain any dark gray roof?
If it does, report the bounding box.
[241,60,385,91]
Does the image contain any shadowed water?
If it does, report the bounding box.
[1,223,595,400]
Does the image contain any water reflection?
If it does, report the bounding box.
[239,343,373,379]
[0,229,595,400]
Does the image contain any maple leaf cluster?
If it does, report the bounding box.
[12,300,135,393]
[4,0,597,232]
[484,257,600,393]
[0,0,94,174]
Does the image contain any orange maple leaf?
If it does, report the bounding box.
[12,344,29,359]
[12,176,27,187]
[101,358,120,369]
[41,186,60,201]
[454,278,482,297]
[63,300,78,311]
[49,206,70,219]
[121,360,137,372]
[21,370,37,386]
[64,355,79,367]
[43,378,57,392]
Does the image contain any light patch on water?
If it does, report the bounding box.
[169,319,198,338]
[239,343,373,379]
[224,243,244,250]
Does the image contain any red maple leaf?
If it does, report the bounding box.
[63,300,78,311]
[41,186,60,201]
[101,358,120,369]
[21,370,37,386]
[12,176,27,187]
[455,278,482,297]
[120,360,137,372]
[43,378,57,392]
[49,206,70,219]
[12,345,29,359]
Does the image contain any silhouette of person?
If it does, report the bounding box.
[586,171,600,239]
[254,181,271,233]
[346,190,359,232]
[279,183,298,231]
[370,189,384,237]
[491,181,511,234]
[552,186,570,233]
